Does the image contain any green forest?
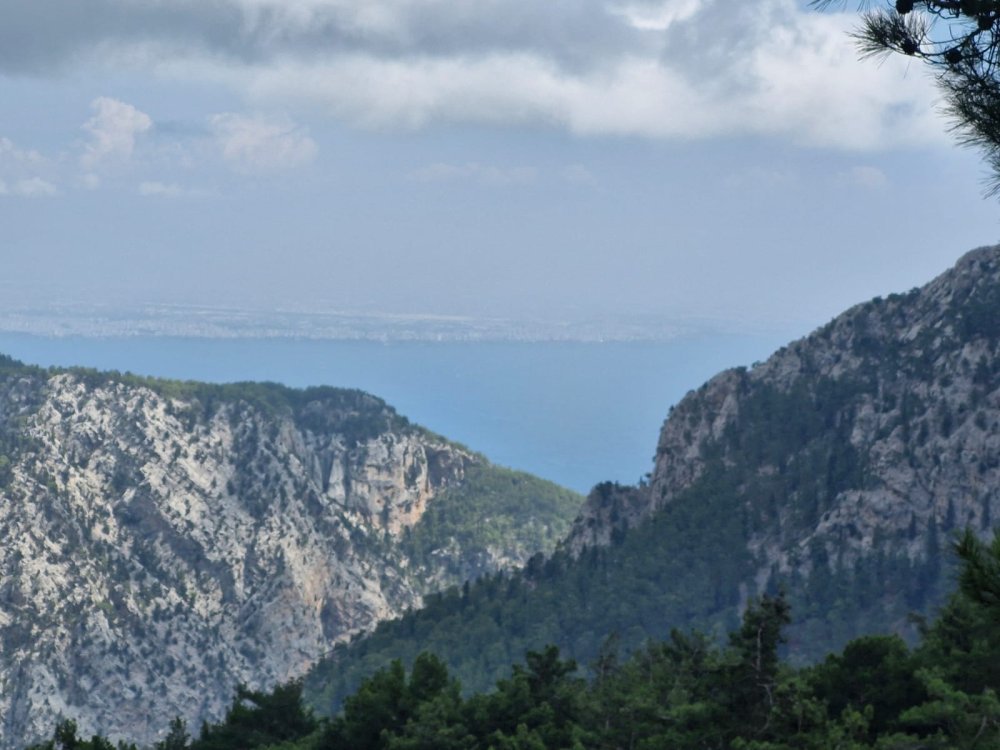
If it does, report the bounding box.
[25,528,1000,750]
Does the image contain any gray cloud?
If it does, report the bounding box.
[0,1,239,73]
[0,0,948,149]
[0,0,636,74]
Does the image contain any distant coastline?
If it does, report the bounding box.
[0,302,785,343]
[0,332,786,492]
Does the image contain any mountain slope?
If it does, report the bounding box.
[0,363,581,748]
[305,244,1000,711]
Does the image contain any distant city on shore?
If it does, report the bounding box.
[0,301,772,343]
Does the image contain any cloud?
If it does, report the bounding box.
[1,0,948,150]
[0,177,57,197]
[15,177,58,196]
[609,0,704,31]
[0,136,57,194]
[209,113,317,172]
[206,1,944,149]
[409,162,537,186]
[0,137,44,165]
[81,97,153,168]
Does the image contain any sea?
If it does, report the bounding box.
[0,333,789,493]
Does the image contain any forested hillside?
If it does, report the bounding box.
[305,244,1000,710]
[29,530,1000,749]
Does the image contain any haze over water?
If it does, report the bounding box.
[0,333,785,492]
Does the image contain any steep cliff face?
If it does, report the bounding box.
[0,369,580,748]
[300,245,1000,712]
[569,244,1000,609]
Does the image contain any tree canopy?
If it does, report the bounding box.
[818,0,1000,192]
[22,528,1000,750]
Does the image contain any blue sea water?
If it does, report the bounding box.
[0,333,788,493]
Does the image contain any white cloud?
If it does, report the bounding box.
[409,161,537,186]
[81,97,152,168]
[0,137,44,165]
[609,0,704,31]
[0,136,57,195]
[0,177,57,197]
[209,113,317,172]
[2,0,952,151]
[15,177,57,196]
[226,4,942,151]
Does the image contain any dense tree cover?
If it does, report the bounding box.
[26,530,1000,749]
[23,533,1000,750]
[402,465,583,588]
[304,366,957,710]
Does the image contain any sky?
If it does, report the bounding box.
[2,0,1000,339]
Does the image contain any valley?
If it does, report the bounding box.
[4,245,1000,749]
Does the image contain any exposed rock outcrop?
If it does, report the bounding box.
[568,244,1000,597]
[0,374,579,747]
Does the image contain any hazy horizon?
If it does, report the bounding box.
[2,0,999,342]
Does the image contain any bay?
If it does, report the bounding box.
[0,333,787,492]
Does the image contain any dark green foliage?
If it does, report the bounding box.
[305,263,1000,711]
[815,1,1000,194]
[191,680,317,750]
[955,527,1000,612]
[23,719,137,750]
[306,459,758,714]
[808,635,925,738]
[401,465,583,586]
[313,553,1000,748]
[23,537,1000,749]
[321,653,464,750]
[725,595,792,735]
[915,566,1000,698]
[304,362,943,713]
[155,718,190,750]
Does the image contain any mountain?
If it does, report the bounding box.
[304,244,1000,711]
[0,363,582,748]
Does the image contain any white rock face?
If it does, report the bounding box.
[566,245,1000,596]
[0,377,485,747]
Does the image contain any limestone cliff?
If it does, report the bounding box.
[300,245,1000,711]
[568,244,1000,605]
[0,370,580,747]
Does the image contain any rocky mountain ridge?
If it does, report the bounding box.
[303,245,1000,708]
[0,366,581,748]
[569,244,1000,583]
